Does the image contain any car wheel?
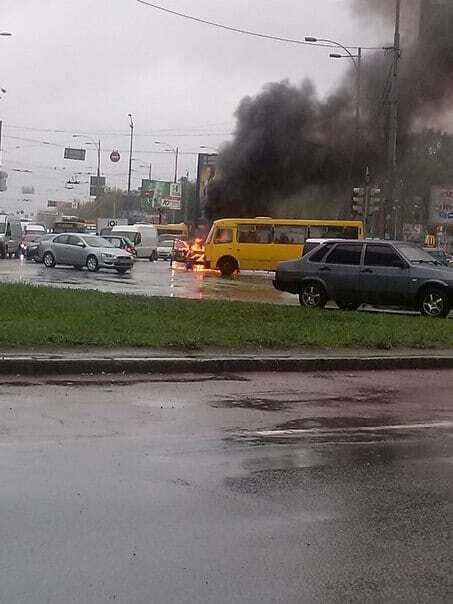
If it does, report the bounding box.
[299,282,327,309]
[43,252,56,268]
[217,256,238,277]
[0,245,5,260]
[86,255,99,272]
[419,287,449,318]
[337,301,361,311]
[149,251,158,262]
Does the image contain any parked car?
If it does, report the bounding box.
[157,235,176,260]
[103,235,137,256]
[274,240,453,318]
[110,224,158,260]
[38,233,134,273]
[19,232,50,260]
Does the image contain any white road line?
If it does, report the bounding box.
[250,421,453,438]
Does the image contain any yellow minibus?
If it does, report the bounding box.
[204,218,364,275]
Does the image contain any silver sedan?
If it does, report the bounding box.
[38,233,134,273]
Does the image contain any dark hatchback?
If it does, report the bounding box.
[274,240,453,318]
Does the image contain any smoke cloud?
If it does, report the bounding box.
[206,0,453,220]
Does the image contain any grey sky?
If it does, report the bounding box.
[0,0,390,216]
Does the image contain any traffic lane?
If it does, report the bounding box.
[1,258,450,318]
[0,257,297,304]
[1,371,452,604]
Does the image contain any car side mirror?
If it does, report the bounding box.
[393,259,407,269]
[77,242,86,248]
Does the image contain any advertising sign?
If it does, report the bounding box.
[160,197,181,210]
[195,153,217,221]
[110,150,121,163]
[47,200,80,209]
[429,186,453,224]
[90,176,106,197]
[0,169,7,192]
[64,148,86,161]
[141,179,181,209]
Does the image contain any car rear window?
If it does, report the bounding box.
[326,244,362,265]
[308,242,335,262]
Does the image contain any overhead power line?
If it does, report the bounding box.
[135,0,384,51]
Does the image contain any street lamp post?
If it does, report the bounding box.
[72,135,101,177]
[127,114,134,223]
[155,141,180,222]
[154,141,179,183]
[305,37,362,151]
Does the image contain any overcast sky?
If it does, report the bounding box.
[0,0,390,216]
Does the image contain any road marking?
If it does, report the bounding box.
[249,421,453,438]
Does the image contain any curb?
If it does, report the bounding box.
[1,355,453,375]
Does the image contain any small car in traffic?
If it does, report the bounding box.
[157,235,177,260]
[274,240,453,317]
[37,233,134,273]
[19,232,50,260]
[103,235,137,256]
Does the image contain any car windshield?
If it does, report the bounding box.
[396,244,439,264]
[82,236,114,248]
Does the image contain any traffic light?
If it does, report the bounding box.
[352,187,365,215]
[369,188,382,216]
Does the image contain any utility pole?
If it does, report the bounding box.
[384,0,401,238]
[127,113,134,223]
[97,139,101,178]
[355,47,362,150]
[174,147,179,183]
[148,162,152,180]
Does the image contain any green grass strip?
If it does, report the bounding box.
[0,282,452,349]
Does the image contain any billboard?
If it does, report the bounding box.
[90,176,106,197]
[141,180,181,209]
[429,186,453,224]
[48,200,80,209]
[64,147,86,161]
[0,169,7,192]
[195,153,217,221]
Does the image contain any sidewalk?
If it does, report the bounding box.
[1,347,453,375]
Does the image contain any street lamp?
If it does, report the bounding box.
[305,36,362,144]
[72,134,101,177]
[127,114,134,222]
[154,141,179,183]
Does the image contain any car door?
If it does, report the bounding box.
[51,234,70,263]
[359,243,410,306]
[320,243,363,301]
[66,235,85,265]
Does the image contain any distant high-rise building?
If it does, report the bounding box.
[419,0,453,40]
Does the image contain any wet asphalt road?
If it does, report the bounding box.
[0,370,452,603]
[0,257,296,304]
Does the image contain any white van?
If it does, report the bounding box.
[110,224,158,260]
[0,215,23,258]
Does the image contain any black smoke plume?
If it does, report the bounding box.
[206,0,453,220]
